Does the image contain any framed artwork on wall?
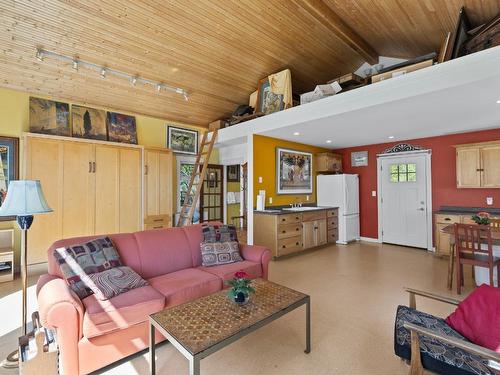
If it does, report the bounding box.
[0,136,19,221]
[256,77,285,115]
[276,148,313,195]
[72,105,107,140]
[106,112,138,144]
[351,151,368,167]
[227,165,240,182]
[167,126,198,155]
[29,97,70,136]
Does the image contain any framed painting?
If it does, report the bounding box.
[256,77,285,115]
[276,148,313,195]
[72,105,107,140]
[0,136,19,221]
[29,97,70,136]
[351,151,368,167]
[106,112,138,144]
[167,126,198,155]
[227,165,240,182]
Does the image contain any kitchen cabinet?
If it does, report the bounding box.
[254,208,337,258]
[315,152,342,173]
[455,141,500,188]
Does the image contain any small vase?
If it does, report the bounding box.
[233,291,250,306]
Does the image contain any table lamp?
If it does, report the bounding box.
[0,180,52,367]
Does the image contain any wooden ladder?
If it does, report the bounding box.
[176,121,221,227]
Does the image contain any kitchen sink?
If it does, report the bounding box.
[282,206,326,212]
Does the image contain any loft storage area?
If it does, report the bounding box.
[0,2,499,375]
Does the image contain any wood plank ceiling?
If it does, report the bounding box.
[0,0,498,127]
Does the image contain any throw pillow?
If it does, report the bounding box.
[54,236,122,299]
[201,241,243,267]
[201,223,238,243]
[445,284,500,352]
[87,266,148,300]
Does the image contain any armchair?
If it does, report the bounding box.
[395,287,500,375]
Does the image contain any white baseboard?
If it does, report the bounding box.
[360,236,380,243]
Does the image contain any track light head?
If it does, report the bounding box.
[156,84,162,93]
[131,76,138,86]
[100,67,106,78]
[72,59,79,71]
[36,49,44,62]
[183,92,189,101]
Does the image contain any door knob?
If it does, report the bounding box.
[418,208,425,211]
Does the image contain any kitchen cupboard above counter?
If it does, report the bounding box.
[254,207,338,259]
[455,140,500,188]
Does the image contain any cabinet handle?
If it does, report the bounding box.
[476,168,484,172]
[153,226,162,229]
[92,162,96,173]
[153,219,163,222]
[296,228,299,231]
[282,245,286,248]
[296,242,299,245]
[88,161,92,173]
[445,218,451,221]
[145,165,149,175]
[282,230,286,233]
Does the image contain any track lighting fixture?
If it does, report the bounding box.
[33,48,188,99]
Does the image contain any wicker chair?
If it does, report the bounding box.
[394,288,500,375]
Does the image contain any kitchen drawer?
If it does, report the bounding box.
[327,217,338,229]
[277,213,302,225]
[327,209,338,218]
[277,236,303,257]
[277,223,302,239]
[145,223,168,230]
[461,216,476,225]
[145,214,170,226]
[434,214,461,224]
[302,211,327,222]
[327,230,338,243]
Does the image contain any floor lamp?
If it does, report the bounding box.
[0,180,52,368]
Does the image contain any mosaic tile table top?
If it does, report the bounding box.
[150,279,308,355]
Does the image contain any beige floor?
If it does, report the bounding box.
[0,241,475,375]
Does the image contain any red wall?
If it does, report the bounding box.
[335,128,500,239]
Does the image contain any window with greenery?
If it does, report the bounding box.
[390,163,416,182]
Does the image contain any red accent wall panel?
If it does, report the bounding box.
[335,128,500,239]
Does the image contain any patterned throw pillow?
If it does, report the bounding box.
[87,266,148,300]
[201,241,243,267]
[54,237,122,299]
[201,223,238,243]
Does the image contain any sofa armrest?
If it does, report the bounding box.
[404,287,461,309]
[37,274,84,375]
[240,244,272,280]
[404,322,500,366]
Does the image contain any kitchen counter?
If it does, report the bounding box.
[254,206,338,215]
[435,206,500,216]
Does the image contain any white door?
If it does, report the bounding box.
[379,153,430,249]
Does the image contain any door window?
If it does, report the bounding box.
[390,163,416,183]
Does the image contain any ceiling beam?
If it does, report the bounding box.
[296,0,379,65]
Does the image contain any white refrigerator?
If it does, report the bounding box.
[317,174,360,244]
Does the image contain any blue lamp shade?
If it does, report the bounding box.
[0,180,52,216]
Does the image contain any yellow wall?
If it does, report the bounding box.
[0,86,217,267]
[253,135,329,207]
[226,180,241,225]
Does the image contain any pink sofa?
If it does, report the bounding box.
[36,224,271,374]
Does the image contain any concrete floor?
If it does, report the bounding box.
[0,241,475,375]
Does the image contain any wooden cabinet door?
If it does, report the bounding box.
[94,145,120,234]
[435,223,452,256]
[302,221,316,249]
[145,150,159,217]
[481,145,500,187]
[158,151,173,220]
[61,142,95,238]
[118,147,142,232]
[24,137,63,264]
[456,148,481,188]
[316,219,327,246]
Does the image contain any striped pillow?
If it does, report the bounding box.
[87,266,148,300]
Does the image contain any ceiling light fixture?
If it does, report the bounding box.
[496,100,500,104]
[326,140,332,144]
[33,48,189,99]
[388,136,395,139]
[293,132,300,136]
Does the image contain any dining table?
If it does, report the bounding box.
[440,224,500,290]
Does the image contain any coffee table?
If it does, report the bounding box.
[149,279,311,375]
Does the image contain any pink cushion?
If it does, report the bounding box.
[445,284,500,352]
[148,268,222,308]
[133,228,193,279]
[82,285,164,338]
[198,260,262,282]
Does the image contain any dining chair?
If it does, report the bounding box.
[454,223,500,295]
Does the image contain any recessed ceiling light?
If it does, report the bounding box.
[496,100,500,104]
[326,140,332,143]
[293,132,300,136]
[388,136,395,139]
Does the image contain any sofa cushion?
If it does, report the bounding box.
[445,284,500,352]
[200,241,243,267]
[134,228,193,279]
[148,268,222,308]
[54,237,122,299]
[88,266,149,300]
[394,305,496,375]
[202,223,238,243]
[198,260,262,282]
[82,285,164,338]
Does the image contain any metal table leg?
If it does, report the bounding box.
[189,356,200,375]
[150,322,156,375]
[305,297,311,354]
